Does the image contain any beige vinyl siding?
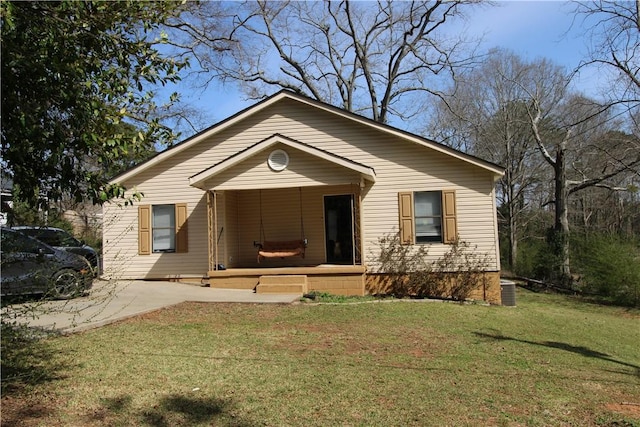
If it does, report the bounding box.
[103,97,500,279]
[361,150,499,269]
[240,188,312,267]
[221,191,237,268]
[102,183,209,280]
[204,143,363,190]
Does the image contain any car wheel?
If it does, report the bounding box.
[51,269,82,299]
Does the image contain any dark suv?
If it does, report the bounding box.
[12,226,99,272]
[1,227,93,298]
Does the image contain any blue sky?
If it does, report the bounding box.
[469,2,603,91]
[472,2,597,74]
[175,1,597,129]
[474,1,582,61]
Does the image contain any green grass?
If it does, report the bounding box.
[2,288,639,426]
[301,290,382,303]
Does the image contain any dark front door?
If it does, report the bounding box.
[324,194,354,264]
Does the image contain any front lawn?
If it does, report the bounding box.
[2,288,639,426]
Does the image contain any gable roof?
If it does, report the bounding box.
[189,133,376,189]
[112,90,504,184]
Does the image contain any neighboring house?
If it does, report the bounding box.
[0,176,13,226]
[103,91,505,303]
[63,207,103,238]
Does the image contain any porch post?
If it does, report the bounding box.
[356,178,365,265]
[350,193,356,265]
[214,190,219,270]
[206,190,215,272]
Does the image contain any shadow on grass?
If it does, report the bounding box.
[0,401,54,427]
[0,322,69,396]
[474,331,640,377]
[88,394,257,427]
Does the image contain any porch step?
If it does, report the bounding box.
[256,275,308,294]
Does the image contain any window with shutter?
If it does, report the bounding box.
[398,191,457,245]
[138,203,188,254]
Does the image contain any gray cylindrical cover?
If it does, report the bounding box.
[500,280,516,306]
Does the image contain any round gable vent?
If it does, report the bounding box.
[268,149,289,171]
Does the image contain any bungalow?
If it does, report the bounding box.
[103,91,505,303]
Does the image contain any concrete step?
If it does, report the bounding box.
[256,275,308,294]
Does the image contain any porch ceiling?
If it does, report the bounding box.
[189,133,376,190]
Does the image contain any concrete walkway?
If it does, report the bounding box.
[3,280,300,334]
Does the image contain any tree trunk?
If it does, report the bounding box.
[553,148,572,286]
[509,206,518,270]
[507,176,518,270]
[505,119,518,271]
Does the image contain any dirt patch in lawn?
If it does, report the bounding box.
[1,395,61,427]
[117,302,285,325]
[268,320,449,364]
[605,402,640,418]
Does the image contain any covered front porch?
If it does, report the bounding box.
[188,135,376,295]
[202,183,367,294]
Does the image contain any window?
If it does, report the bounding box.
[138,203,188,255]
[414,192,442,243]
[22,229,81,247]
[152,205,176,252]
[398,190,457,245]
[1,229,47,254]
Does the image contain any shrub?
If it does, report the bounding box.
[431,240,492,301]
[374,232,436,297]
[572,234,640,307]
[513,238,542,278]
[514,233,565,284]
[373,232,492,301]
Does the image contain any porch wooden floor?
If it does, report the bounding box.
[207,265,367,296]
[208,265,366,277]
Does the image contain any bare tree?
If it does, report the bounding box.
[526,90,640,285]
[428,50,547,271]
[431,50,640,284]
[168,0,484,124]
[571,131,640,236]
[574,0,639,106]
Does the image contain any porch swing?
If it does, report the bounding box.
[254,188,308,263]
